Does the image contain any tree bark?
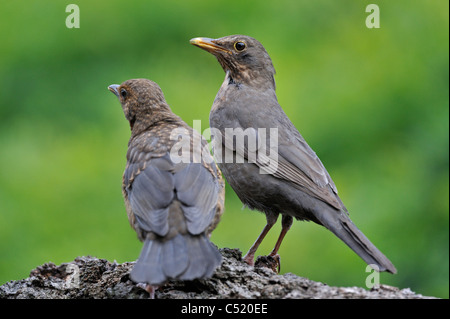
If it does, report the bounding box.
[0,248,435,299]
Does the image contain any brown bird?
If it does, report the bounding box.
[108,79,224,295]
[190,35,396,274]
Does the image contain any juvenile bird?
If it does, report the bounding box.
[190,35,396,273]
[108,79,224,295]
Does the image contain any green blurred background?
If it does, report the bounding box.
[0,0,448,298]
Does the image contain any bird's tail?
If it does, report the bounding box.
[130,233,222,285]
[318,211,397,274]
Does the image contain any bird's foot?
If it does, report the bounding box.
[255,254,281,273]
[242,253,255,266]
[136,283,159,299]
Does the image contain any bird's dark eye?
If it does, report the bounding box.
[234,41,246,51]
[120,88,128,99]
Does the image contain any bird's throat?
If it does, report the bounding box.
[129,116,136,131]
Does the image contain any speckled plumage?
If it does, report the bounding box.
[109,79,224,286]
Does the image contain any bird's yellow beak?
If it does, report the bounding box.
[190,37,231,54]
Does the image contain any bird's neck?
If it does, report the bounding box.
[130,112,182,139]
[226,70,275,91]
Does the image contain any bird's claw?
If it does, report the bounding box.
[255,254,281,273]
[242,253,255,266]
[136,283,158,299]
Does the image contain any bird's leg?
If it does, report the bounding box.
[268,215,293,272]
[242,213,278,266]
[145,284,157,299]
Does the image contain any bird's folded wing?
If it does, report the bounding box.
[125,154,176,237]
[125,149,220,237]
[174,162,220,235]
[222,124,342,210]
[268,142,341,210]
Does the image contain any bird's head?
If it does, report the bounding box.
[190,35,276,89]
[108,78,171,131]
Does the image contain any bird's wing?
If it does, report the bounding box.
[124,153,176,237]
[272,136,342,210]
[219,100,342,210]
[174,160,220,235]
[124,134,220,237]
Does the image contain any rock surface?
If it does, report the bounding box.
[0,248,434,299]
